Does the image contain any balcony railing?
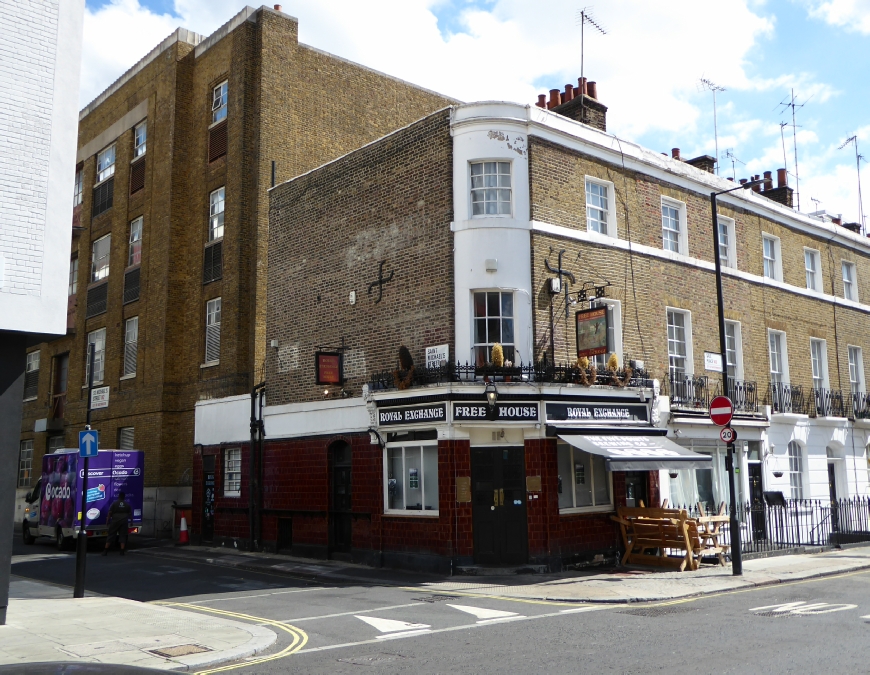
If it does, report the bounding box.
[367,361,653,392]
[811,387,847,418]
[851,391,870,419]
[666,375,759,414]
[768,381,806,414]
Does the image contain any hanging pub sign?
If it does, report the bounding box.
[452,402,539,422]
[546,401,649,424]
[576,307,608,358]
[315,351,343,385]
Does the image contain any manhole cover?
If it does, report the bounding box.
[619,604,696,617]
[150,644,212,658]
[412,594,459,603]
[338,653,407,665]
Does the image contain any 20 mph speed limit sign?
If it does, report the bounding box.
[720,427,737,444]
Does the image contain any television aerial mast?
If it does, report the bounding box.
[776,89,808,211]
[723,148,745,183]
[839,135,866,234]
[699,78,725,176]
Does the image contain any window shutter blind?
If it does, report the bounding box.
[123,337,137,376]
[123,268,140,303]
[205,323,221,363]
[118,427,135,450]
[23,370,38,399]
[208,120,228,162]
[203,241,223,283]
[129,158,146,194]
[86,283,108,318]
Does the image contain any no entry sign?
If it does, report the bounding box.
[709,396,733,426]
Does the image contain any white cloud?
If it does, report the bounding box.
[804,0,870,34]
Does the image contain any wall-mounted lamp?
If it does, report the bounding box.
[668,471,679,479]
[485,381,498,420]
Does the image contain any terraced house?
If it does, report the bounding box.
[15,4,453,535]
[195,80,870,572]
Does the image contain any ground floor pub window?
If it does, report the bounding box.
[668,439,729,513]
[385,444,438,514]
[557,441,611,512]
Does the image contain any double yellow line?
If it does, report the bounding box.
[162,602,308,674]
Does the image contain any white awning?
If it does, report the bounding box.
[557,434,713,471]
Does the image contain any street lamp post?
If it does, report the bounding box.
[710,178,763,577]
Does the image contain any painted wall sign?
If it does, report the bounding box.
[545,401,649,424]
[576,307,608,358]
[425,344,450,369]
[452,402,539,422]
[378,403,446,426]
[315,352,343,385]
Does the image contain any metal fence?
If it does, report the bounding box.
[672,497,870,555]
[666,376,759,414]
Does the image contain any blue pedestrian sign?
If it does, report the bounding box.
[79,430,99,458]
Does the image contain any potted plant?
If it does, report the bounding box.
[393,346,415,390]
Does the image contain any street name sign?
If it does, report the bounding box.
[79,430,99,458]
[90,386,109,410]
[709,396,733,426]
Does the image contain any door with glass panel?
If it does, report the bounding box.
[471,446,528,565]
[329,442,352,558]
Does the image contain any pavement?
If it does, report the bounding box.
[138,541,870,604]
[0,575,276,671]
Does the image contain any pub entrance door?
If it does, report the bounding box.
[329,442,353,559]
[201,455,215,543]
[471,446,528,566]
[748,462,766,540]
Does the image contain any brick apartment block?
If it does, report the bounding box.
[15,5,454,535]
[195,79,870,573]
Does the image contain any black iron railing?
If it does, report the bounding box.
[811,388,847,418]
[367,361,653,392]
[852,391,870,419]
[666,375,759,414]
[768,382,806,414]
[670,498,870,555]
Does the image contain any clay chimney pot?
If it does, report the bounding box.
[777,168,787,188]
[587,81,598,99]
[564,84,574,102]
[274,4,282,10]
[763,170,773,191]
[577,77,588,96]
[536,94,546,109]
[671,148,681,160]
[549,89,562,108]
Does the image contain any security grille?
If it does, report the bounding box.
[118,427,135,450]
[123,268,140,304]
[130,157,146,194]
[203,241,222,283]
[86,283,108,318]
[208,120,228,162]
[92,177,114,217]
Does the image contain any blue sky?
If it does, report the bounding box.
[80,0,870,223]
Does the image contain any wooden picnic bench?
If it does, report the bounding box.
[611,506,729,571]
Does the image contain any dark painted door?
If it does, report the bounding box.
[471,446,528,566]
[202,455,215,542]
[624,472,648,508]
[828,463,839,532]
[748,462,766,540]
[330,443,352,557]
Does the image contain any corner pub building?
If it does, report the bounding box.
[191,82,728,573]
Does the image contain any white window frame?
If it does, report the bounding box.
[768,329,790,385]
[91,234,111,283]
[73,169,83,207]
[762,234,782,281]
[786,440,805,500]
[224,447,241,497]
[24,351,40,401]
[842,260,858,301]
[661,197,687,255]
[204,298,221,365]
[472,290,515,366]
[383,442,439,516]
[68,256,78,296]
[133,121,146,158]
[212,81,228,124]
[666,308,693,378]
[585,176,617,238]
[86,328,106,385]
[470,161,512,217]
[119,427,135,450]
[810,338,829,390]
[557,441,613,513]
[209,187,225,242]
[122,316,138,378]
[128,217,142,267]
[18,440,33,488]
[96,144,116,184]
[717,216,737,269]
[724,320,743,381]
[849,345,865,395]
[804,248,822,292]
[590,298,623,370]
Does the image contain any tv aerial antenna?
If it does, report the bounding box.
[575,7,606,124]
[776,89,809,211]
[723,148,744,182]
[810,196,821,213]
[699,78,725,175]
[839,134,866,234]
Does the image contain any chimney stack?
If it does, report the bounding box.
[535,76,607,131]
[761,168,794,208]
[671,148,681,161]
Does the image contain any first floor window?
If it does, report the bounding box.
[24,351,40,399]
[810,338,827,390]
[123,317,138,376]
[849,346,864,394]
[47,436,65,453]
[717,217,735,268]
[473,291,514,366]
[18,440,33,487]
[557,442,611,510]
[224,447,241,496]
[586,179,610,235]
[843,261,857,301]
[205,298,221,364]
[119,427,135,450]
[768,331,786,384]
[661,201,682,253]
[385,445,438,513]
[725,321,740,381]
[470,161,511,216]
[787,441,804,500]
[763,236,778,279]
[667,309,689,378]
[86,328,106,385]
[805,249,820,291]
[128,217,142,266]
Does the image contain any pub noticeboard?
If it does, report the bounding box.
[576,307,608,358]
[315,351,343,385]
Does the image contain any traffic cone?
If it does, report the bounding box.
[178,516,189,546]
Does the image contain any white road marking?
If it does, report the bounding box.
[750,601,858,615]
[356,615,430,633]
[560,607,605,614]
[446,604,522,622]
[274,602,425,624]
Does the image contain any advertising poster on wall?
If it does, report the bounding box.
[575,307,608,358]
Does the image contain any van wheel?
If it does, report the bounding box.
[22,523,35,545]
[56,528,66,551]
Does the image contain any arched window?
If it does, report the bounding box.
[787,441,804,500]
